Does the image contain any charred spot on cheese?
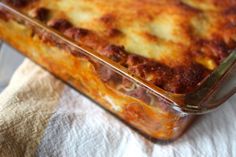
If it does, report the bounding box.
[199,39,229,64]
[100,44,127,63]
[223,7,236,15]
[68,50,88,59]
[29,7,50,22]
[64,27,89,40]
[128,61,172,82]
[100,13,116,27]
[208,41,229,63]
[107,28,122,38]
[3,0,33,7]
[164,63,209,93]
[126,55,146,67]
[47,19,73,32]
[224,20,236,29]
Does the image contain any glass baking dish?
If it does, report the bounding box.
[0,2,235,142]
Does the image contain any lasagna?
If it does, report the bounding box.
[0,0,235,140]
[3,0,236,93]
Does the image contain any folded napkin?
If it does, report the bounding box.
[0,59,236,157]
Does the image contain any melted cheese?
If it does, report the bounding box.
[25,0,236,68]
[29,0,235,69]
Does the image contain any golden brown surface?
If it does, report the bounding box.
[3,0,236,93]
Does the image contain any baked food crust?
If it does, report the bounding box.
[3,0,236,93]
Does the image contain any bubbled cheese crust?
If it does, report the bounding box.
[4,0,236,93]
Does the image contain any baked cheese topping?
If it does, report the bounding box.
[3,0,236,93]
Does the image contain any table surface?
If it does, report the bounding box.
[0,42,24,92]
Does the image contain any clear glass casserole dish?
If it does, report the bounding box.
[0,1,235,141]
